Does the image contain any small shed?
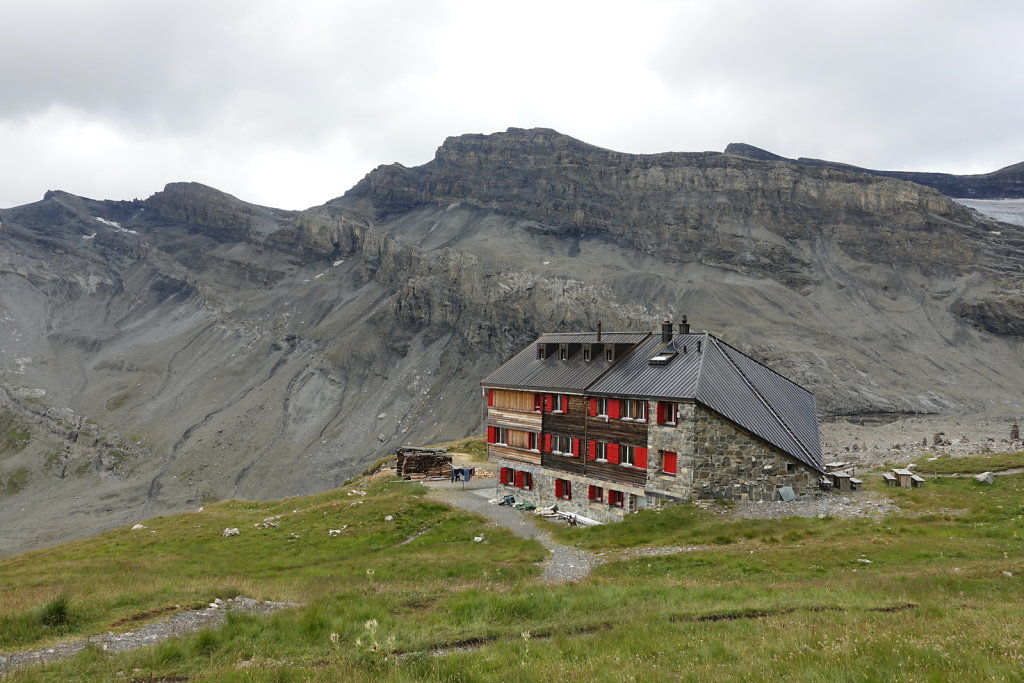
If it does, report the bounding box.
[396,447,452,479]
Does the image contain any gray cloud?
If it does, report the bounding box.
[2,0,1023,209]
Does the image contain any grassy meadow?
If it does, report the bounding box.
[1,455,1022,681]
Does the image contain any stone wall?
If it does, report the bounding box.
[646,401,697,501]
[493,459,645,524]
[689,404,820,501]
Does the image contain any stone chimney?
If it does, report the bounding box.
[661,319,673,343]
[679,316,690,334]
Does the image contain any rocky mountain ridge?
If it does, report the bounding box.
[2,127,1024,554]
[725,142,1024,199]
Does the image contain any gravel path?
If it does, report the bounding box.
[0,597,298,676]
[424,482,603,583]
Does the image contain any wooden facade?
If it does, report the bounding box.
[488,443,540,466]
[488,408,542,432]
[584,415,649,447]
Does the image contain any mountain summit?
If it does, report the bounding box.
[1,128,1023,553]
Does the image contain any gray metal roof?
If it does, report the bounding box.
[532,332,650,344]
[483,329,823,472]
[480,332,650,391]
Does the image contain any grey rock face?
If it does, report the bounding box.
[2,128,1024,554]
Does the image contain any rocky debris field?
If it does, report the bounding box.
[821,415,1022,468]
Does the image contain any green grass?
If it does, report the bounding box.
[2,470,1024,681]
[0,410,31,455]
[0,465,30,495]
[432,435,489,463]
[913,451,1024,475]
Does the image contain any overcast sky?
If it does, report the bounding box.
[2,0,1022,210]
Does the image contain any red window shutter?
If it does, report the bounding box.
[588,485,596,500]
[565,481,572,500]
[544,394,554,412]
[534,393,542,411]
[572,438,581,458]
[608,443,620,464]
[663,452,677,474]
[542,433,552,452]
[487,426,497,444]
[656,402,665,424]
[609,399,621,419]
[562,395,569,413]
[499,467,509,484]
[587,440,597,460]
[555,479,564,498]
[487,389,494,407]
[635,447,648,469]
[515,471,524,488]
[525,472,532,489]
[589,398,597,416]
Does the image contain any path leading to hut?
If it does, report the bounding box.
[422,477,602,583]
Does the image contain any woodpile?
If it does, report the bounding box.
[396,447,452,479]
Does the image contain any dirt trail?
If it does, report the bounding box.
[0,597,297,676]
[423,478,602,583]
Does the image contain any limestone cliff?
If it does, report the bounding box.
[2,127,1024,555]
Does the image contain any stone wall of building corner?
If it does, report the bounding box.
[497,468,640,524]
[690,404,820,501]
[645,401,696,501]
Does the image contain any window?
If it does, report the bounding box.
[552,394,566,412]
[588,485,603,502]
[597,397,609,416]
[605,349,614,362]
[583,347,591,361]
[559,347,568,360]
[622,400,647,421]
[555,478,573,500]
[501,468,533,489]
[537,344,546,360]
[608,490,625,507]
[528,432,538,451]
[514,470,533,490]
[621,445,634,466]
[662,451,678,475]
[496,427,509,445]
[595,441,608,461]
[552,436,581,457]
[656,401,677,425]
